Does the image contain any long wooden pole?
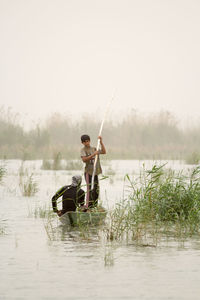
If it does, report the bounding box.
[91,97,114,191]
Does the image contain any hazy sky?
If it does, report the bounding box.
[0,0,200,126]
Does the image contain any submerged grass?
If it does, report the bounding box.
[106,164,200,244]
[44,216,57,241]
[28,203,53,219]
[44,213,96,242]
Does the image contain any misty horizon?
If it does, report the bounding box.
[1,104,200,131]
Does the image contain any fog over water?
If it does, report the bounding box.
[1,0,200,127]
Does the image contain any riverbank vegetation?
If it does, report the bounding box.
[1,107,200,161]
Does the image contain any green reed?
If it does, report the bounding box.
[106,164,200,243]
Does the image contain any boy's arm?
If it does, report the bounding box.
[51,186,67,213]
[98,136,106,154]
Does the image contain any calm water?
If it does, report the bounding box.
[1,160,200,300]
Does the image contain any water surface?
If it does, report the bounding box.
[1,160,200,299]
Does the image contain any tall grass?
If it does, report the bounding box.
[19,163,38,196]
[106,164,200,243]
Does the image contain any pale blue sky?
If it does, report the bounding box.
[0,0,200,127]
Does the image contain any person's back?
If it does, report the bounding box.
[61,185,85,213]
[52,175,85,216]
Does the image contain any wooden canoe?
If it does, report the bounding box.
[59,210,107,226]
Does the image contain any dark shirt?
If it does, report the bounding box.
[52,185,85,213]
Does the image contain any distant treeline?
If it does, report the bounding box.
[0,107,200,161]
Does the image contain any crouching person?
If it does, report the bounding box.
[52,175,85,217]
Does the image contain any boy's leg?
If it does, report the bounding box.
[91,175,99,207]
[85,173,99,208]
[84,172,91,207]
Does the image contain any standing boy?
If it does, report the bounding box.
[80,134,106,208]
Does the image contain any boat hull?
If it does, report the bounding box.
[59,210,107,226]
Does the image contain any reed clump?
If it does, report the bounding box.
[19,163,38,196]
[106,164,200,243]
